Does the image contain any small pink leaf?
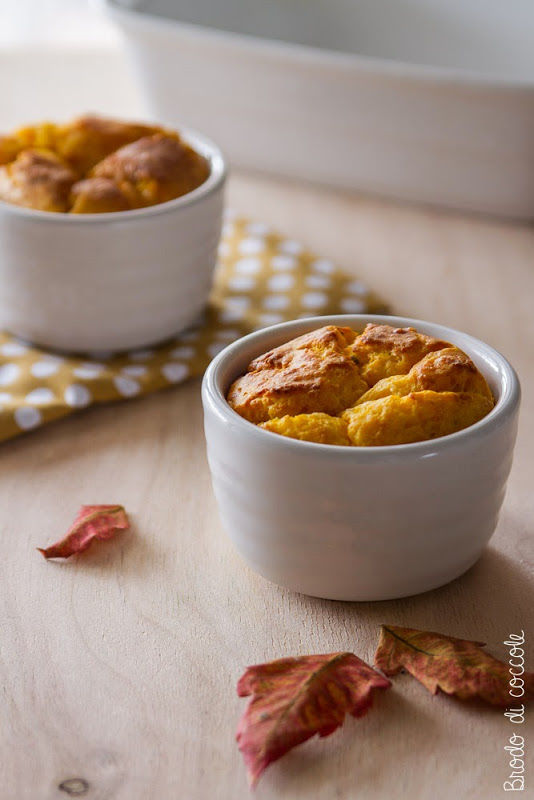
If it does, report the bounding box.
[37,504,129,559]
[375,625,534,707]
[236,652,391,786]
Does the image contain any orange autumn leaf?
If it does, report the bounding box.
[374,625,534,707]
[37,504,130,559]
[236,652,391,786]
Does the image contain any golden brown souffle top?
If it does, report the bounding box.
[0,115,210,214]
[226,324,495,447]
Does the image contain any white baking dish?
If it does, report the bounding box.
[102,0,534,219]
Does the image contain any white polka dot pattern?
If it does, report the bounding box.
[1,342,28,357]
[218,241,230,258]
[228,276,257,292]
[305,274,331,289]
[25,388,55,405]
[346,280,369,295]
[0,215,384,442]
[170,346,196,359]
[15,406,42,430]
[121,365,148,378]
[267,274,294,291]
[162,363,189,383]
[246,221,271,236]
[271,255,297,271]
[279,239,303,255]
[113,376,140,397]
[214,329,240,341]
[31,358,62,378]
[311,258,335,274]
[235,258,262,275]
[218,308,245,324]
[239,238,264,255]
[0,363,20,386]
[263,295,290,311]
[73,363,105,379]
[301,292,328,309]
[65,384,92,408]
[340,297,366,313]
[257,313,284,327]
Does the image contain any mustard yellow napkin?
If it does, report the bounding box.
[0,213,387,443]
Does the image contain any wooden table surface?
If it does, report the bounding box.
[1,48,533,800]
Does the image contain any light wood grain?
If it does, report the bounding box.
[0,48,533,800]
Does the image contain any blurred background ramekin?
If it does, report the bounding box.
[0,127,226,353]
[202,315,520,601]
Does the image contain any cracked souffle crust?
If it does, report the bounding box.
[0,115,209,214]
[226,324,495,447]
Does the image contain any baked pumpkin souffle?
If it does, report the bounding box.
[0,114,209,213]
[227,324,495,446]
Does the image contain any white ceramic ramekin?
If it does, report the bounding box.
[0,127,226,352]
[202,315,520,601]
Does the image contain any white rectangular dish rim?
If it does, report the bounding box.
[103,0,534,89]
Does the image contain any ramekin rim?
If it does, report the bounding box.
[202,314,521,458]
[0,125,226,223]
